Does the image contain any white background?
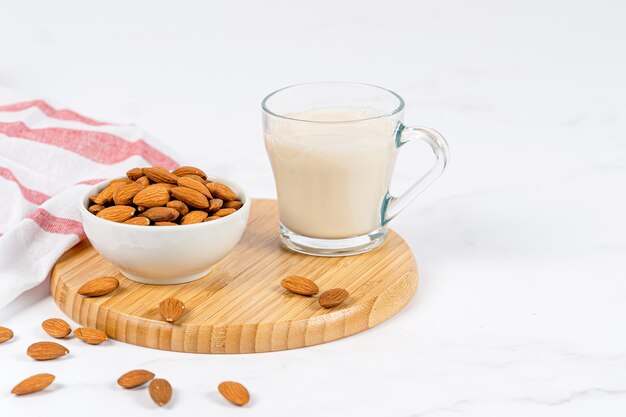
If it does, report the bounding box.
[1,0,626,416]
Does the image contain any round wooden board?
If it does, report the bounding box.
[51,199,418,354]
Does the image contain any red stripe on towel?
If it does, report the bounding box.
[27,208,85,238]
[0,100,108,126]
[0,167,50,205]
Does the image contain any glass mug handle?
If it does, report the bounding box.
[381,124,450,225]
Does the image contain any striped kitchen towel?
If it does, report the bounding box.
[0,87,180,309]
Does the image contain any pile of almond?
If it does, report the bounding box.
[88,166,243,226]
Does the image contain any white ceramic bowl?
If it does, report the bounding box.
[79,176,250,285]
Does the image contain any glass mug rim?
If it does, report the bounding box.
[261,81,405,124]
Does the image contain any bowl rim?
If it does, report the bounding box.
[79,174,250,232]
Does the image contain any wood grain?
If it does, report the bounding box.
[51,199,418,353]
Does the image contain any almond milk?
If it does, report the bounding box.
[265,107,399,239]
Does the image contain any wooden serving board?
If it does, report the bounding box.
[51,199,418,353]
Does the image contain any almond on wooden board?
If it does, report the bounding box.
[96,205,135,223]
[149,378,172,406]
[206,182,237,202]
[27,341,69,361]
[281,275,319,296]
[159,298,185,322]
[74,327,107,345]
[218,381,250,406]
[180,210,208,225]
[166,200,189,216]
[177,176,213,199]
[213,208,236,217]
[133,185,170,207]
[11,373,55,396]
[41,318,71,339]
[0,326,14,343]
[170,186,209,209]
[126,167,145,181]
[123,216,151,226]
[143,166,178,184]
[113,182,144,205]
[117,369,155,389]
[208,198,223,212]
[78,277,120,297]
[172,165,207,179]
[319,288,350,308]
[223,200,243,210]
[141,207,180,222]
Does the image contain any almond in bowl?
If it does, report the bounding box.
[79,167,250,285]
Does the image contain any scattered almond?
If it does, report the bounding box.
[218,381,250,406]
[27,341,69,361]
[78,277,120,297]
[96,205,135,223]
[141,207,180,222]
[170,186,209,209]
[166,200,189,216]
[159,298,185,322]
[123,216,150,226]
[172,165,207,179]
[0,326,14,343]
[181,210,208,225]
[11,373,55,396]
[74,327,107,345]
[149,378,172,406]
[281,276,319,296]
[213,208,236,217]
[319,288,350,308]
[41,318,71,338]
[133,185,170,208]
[143,166,178,184]
[206,182,237,202]
[117,369,155,389]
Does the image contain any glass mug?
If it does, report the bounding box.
[263,82,449,256]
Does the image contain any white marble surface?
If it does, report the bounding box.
[1,0,626,415]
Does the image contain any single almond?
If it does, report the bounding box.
[213,208,236,217]
[208,198,223,212]
[88,204,105,214]
[166,200,189,216]
[118,369,155,389]
[113,182,145,205]
[181,174,205,184]
[180,210,208,225]
[218,381,250,406]
[126,167,145,181]
[155,221,177,226]
[143,166,178,184]
[159,298,185,322]
[41,318,71,339]
[223,201,243,210]
[11,373,55,396]
[170,187,209,209]
[133,185,170,208]
[74,327,107,345]
[141,207,180,222]
[0,326,14,343]
[27,341,69,361]
[149,378,172,406]
[96,205,135,223]
[78,277,120,297]
[135,175,151,186]
[172,165,207,179]
[177,176,213,199]
[204,216,220,222]
[319,288,350,308]
[123,216,150,226]
[206,182,237,202]
[281,276,319,296]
